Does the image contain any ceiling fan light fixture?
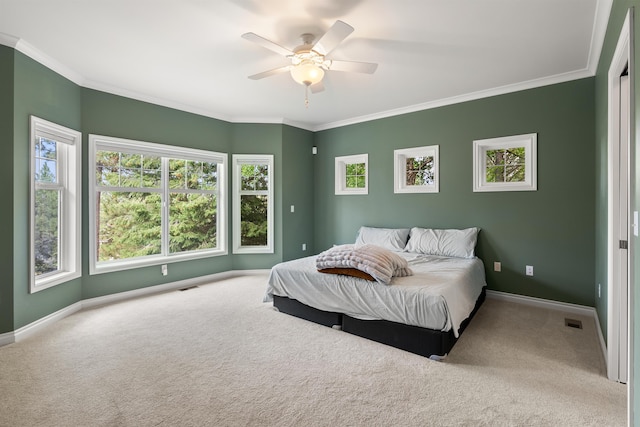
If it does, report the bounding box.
[290,61,325,86]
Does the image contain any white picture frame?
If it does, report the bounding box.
[394,145,439,193]
[473,133,537,192]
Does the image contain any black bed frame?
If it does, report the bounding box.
[273,287,486,359]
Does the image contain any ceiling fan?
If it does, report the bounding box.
[242,20,378,106]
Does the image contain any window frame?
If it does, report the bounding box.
[30,116,82,293]
[232,154,274,254]
[394,145,439,193]
[89,134,227,275]
[472,133,537,192]
[335,154,368,195]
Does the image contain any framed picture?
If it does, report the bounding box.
[335,154,368,195]
[473,133,537,192]
[394,145,439,193]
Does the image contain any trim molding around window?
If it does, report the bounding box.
[232,154,274,254]
[30,116,82,293]
[472,133,537,192]
[89,135,228,275]
[394,145,439,193]
[335,153,368,195]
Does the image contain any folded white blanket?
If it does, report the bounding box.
[315,244,413,285]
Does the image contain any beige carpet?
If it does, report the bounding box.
[0,274,626,426]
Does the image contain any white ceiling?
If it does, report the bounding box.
[0,0,611,131]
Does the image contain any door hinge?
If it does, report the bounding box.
[620,240,629,249]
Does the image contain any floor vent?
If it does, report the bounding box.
[565,318,583,329]
[179,285,199,292]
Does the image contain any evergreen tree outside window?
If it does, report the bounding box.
[232,155,274,254]
[30,116,81,293]
[89,135,227,274]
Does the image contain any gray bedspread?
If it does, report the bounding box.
[264,252,486,337]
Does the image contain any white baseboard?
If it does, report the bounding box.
[2,269,270,347]
[13,302,83,343]
[486,290,607,361]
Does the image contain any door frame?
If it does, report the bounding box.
[607,5,633,410]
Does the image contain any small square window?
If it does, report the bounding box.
[473,133,537,192]
[335,154,368,195]
[394,145,439,193]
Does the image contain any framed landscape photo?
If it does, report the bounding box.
[473,133,537,192]
[394,145,439,193]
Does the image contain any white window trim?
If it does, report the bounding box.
[335,154,368,195]
[472,133,537,192]
[30,116,82,293]
[394,145,439,193]
[88,134,227,275]
[232,154,274,254]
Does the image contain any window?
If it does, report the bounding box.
[394,145,439,193]
[30,116,81,293]
[232,155,274,254]
[473,133,537,192]
[89,135,227,274]
[335,154,368,195]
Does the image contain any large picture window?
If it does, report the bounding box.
[232,154,274,254]
[89,135,227,274]
[30,116,82,293]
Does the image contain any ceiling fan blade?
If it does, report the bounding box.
[313,20,354,56]
[242,32,293,57]
[310,81,325,93]
[248,66,290,80]
[329,60,378,74]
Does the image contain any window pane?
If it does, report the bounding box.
[505,163,526,182]
[97,191,162,261]
[34,188,59,276]
[240,164,268,191]
[96,151,161,188]
[505,147,526,165]
[35,138,57,183]
[240,195,268,246]
[169,193,217,253]
[405,156,434,186]
[486,166,505,182]
[169,159,186,189]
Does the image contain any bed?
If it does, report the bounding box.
[263,226,487,359]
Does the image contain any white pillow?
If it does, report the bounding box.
[404,227,479,258]
[354,226,410,252]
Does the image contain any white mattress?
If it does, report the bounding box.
[264,252,487,337]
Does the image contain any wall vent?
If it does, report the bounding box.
[564,318,583,329]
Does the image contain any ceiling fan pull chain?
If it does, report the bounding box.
[305,85,310,108]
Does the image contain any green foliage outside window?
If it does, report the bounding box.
[405,156,434,186]
[95,150,219,262]
[486,147,526,183]
[345,162,366,188]
[34,138,59,276]
[239,164,269,247]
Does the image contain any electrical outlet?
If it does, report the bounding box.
[302,243,306,251]
[161,264,168,276]
[526,265,533,276]
[598,283,601,298]
[290,205,295,213]
[494,261,501,272]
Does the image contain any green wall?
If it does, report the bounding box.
[314,78,595,306]
[4,51,314,329]
[0,46,14,334]
[282,125,315,262]
[13,51,83,329]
